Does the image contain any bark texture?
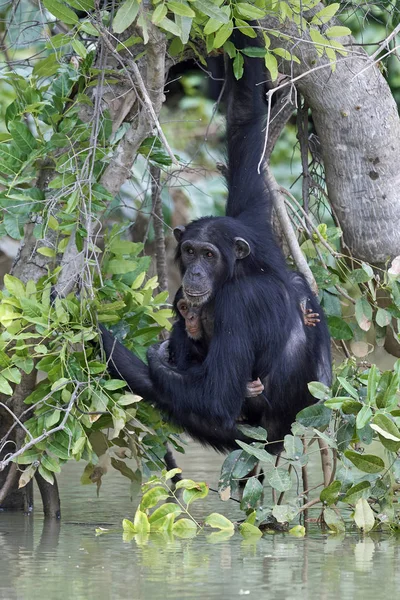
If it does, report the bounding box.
[260,12,400,264]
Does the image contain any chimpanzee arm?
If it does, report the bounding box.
[100,325,158,402]
[147,279,291,430]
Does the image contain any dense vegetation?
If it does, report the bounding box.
[1,0,400,536]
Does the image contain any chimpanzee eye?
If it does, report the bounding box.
[205,251,214,258]
[186,247,194,255]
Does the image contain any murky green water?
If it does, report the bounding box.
[1,442,399,600]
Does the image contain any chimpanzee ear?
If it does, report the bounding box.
[234,237,250,260]
[173,225,186,242]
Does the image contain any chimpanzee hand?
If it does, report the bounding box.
[245,378,264,398]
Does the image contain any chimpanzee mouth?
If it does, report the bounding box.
[184,289,211,304]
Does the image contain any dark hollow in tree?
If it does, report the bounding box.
[101,32,331,452]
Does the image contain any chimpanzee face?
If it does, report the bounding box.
[177,298,202,340]
[179,240,223,305]
[173,226,250,306]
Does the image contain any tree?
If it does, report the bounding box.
[1,0,400,530]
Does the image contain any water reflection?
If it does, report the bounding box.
[1,442,399,600]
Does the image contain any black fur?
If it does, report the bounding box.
[101,33,331,452]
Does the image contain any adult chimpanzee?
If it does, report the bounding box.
[101,32,331,452]
[170,280,320,369]
[169,289,265,398]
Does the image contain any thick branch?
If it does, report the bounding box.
[259,11,400,264]
[265,165,318,293]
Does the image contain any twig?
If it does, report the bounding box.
[0,386,80,472]
[280,187,340,258]
[297,96,310,214]
[0,402,33,442]
[265,165,318,294]
[150,165,168,295]
[301,437,309,521]
[297,497,321,514]
[318,437,333,487]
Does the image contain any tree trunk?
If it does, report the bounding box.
[260,12,400,264]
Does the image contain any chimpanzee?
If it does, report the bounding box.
[101,31,331,452]
[168,289,265,399]
[170,280,320,369]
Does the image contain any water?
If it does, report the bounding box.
[1,442,399,600]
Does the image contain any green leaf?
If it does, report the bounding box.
[47,440,70,460]
[152,3,168,24]
[376,308,392,327]
[296,404,332,428]
[71,39,87,58]
[323,507,345,533]
[182,482,209,505]
[113,0,140,34]
[133,509,150,534]
[204,17,223,35]
[3,274,26,298]
[1,367,22,385]
[272,504,298,524]
[16,449,41,465]
[283,435,304,460]
[37,247,56,258]
[327,316,353,340]
[241,47,266,58]
[167,2,195,17]
[140,486,170,510]
[325,26,352,38]
[344,451,384,473]
[41,453,61,473]
[308,381,331,400]
[0,375,13,395]
[122,518,136,532]
[267,468,292,493]
[235,440,274,464]
[341,481,370,504]
[320,481,341,505]
[103,379,127,390]
[235,3,265,19]
[354,498,375,533]
[107,259,141,274]
[367,364,379,405]
[195,0,230,23]
[371,413,400,441]
[311,3,340,25]
[289,525,306,537]
[236,425,268,441]
[234,19,256,38]
[273,47,300,64]
[43,0,79,24]
[355,297,372,332]
[9,121,37,153]
[233,52,244,80]
[13,356,34,374]
[264,52,278,81]
[67,0,95,10]
[240,477,263,510]
[337,377,359,400]
[239,522,262,538]
[172,518,197,538]
[213,21,233,48]
[148,504,182,529]
[356,405,373,429]
[38,464,55,485]
[159,17,181,36]
[204,513,234,532]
